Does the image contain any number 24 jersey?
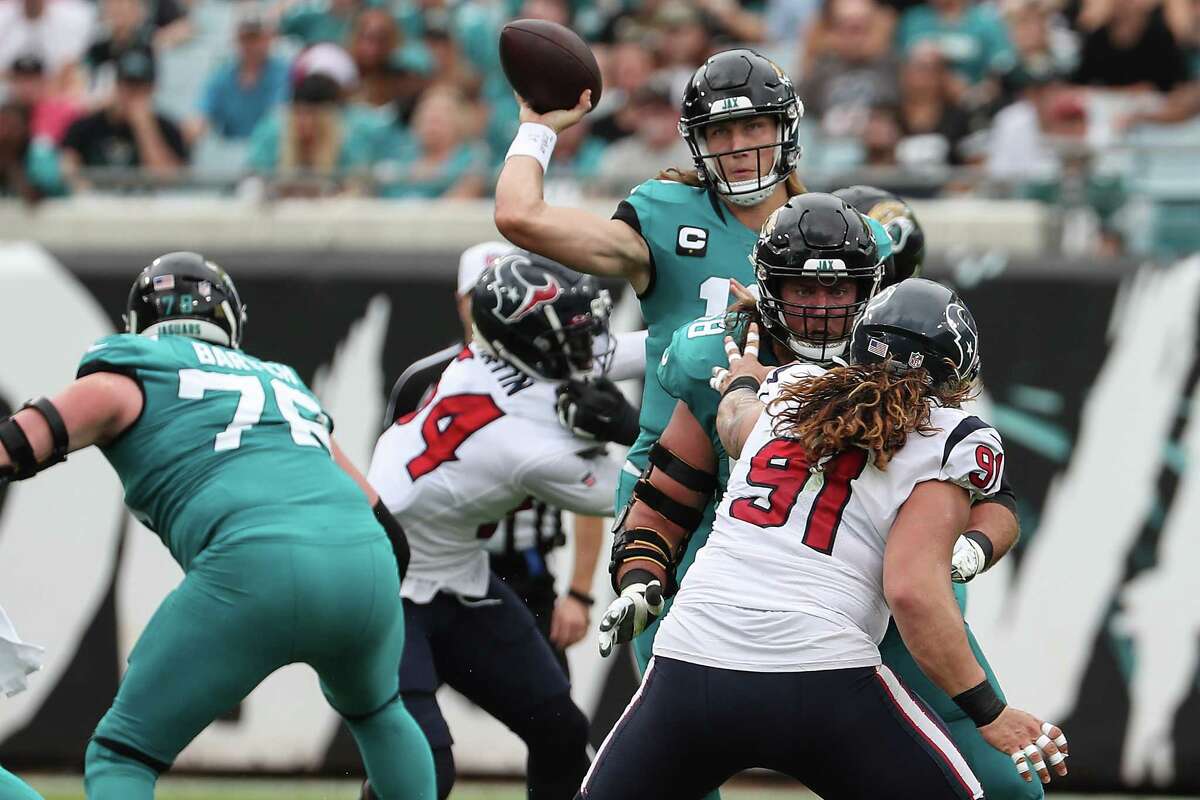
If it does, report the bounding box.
[368,344,620,603]
[654,362,1006,673]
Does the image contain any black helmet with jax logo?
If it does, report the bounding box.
[125,252,248,348]
[849,278,981,388]
[753,193,884,364]
[679,48,803,207]
[832,185,926,285]
[470,252,613,381]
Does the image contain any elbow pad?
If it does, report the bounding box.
[608,442,717,597]
[0,398,70,481]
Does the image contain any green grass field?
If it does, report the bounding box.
[21,776,1195,800]
[25,776,815,800]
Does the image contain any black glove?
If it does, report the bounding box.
[373,498,410,582]
[556,377,639,446]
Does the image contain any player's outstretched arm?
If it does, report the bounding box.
[335,436,411,581]
[494,91,652,291]
[550,513,604,650]
[0,373,142,480]
[600,401,716,657]
[952,497,1020,583]
[713,323,768,460]
[885,480,1068,785]
[332,437,379,505]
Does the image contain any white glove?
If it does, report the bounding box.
[951,534,987,583]
[598,579,665,658]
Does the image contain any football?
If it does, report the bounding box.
[499,19,603,115]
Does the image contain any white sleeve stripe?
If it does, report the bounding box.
[940,416,992,468]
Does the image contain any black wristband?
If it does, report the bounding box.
[567,588,595,606]
[722,375,761,398]
[617,568,659,594]
[953,679,1006,727]
[962,530,995,570]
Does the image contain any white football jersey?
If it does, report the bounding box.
[368,344,620,602]
[655,362,1005,672]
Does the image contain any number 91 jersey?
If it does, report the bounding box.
[78,334,377,571]
[655,363,1005,673]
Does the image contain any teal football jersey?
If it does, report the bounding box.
[77,334,377,570]
[657,314,781,500]
[615,179,761,472]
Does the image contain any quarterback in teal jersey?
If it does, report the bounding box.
[496,48,807,508]
[602,193,1050,800]
[0,253,435,800]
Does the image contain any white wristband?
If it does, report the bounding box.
[505,122,557,173]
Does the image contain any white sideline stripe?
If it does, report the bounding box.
[876,665,984,800]
[581,657,658,795]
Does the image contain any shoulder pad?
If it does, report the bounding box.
[627,179,706,206]
[77,333,164,376]
[936,411,1005,499]
[759,361,826,404]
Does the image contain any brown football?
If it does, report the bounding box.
[499,19,603,114]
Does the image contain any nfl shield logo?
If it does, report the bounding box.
[867,337,889,358]
[907,352,925,368]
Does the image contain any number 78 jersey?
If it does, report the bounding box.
[662,363,1005,672]
[78,334,377,571]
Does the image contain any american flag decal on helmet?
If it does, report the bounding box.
[868,337,889,358]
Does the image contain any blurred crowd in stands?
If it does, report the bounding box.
[0,0,1198,251]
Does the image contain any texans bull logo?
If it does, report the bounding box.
[493,263,562,322]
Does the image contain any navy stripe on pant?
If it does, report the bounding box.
[580,657,982,800]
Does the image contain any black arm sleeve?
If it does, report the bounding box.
[974,473,1018,516]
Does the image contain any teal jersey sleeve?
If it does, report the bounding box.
[78,332,164,380]
[657,315,727,433]
[613,179,761,472]
[77,334,375,571]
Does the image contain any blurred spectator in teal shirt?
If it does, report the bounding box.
[187,6,289,144]
[377,83,487,198]
[279,0,385,47]
[246,72,373,195]
[897,0,1015,85]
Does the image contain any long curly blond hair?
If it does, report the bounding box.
[771,363,974,469]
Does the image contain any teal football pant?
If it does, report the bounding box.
[623,469,1041,800]
[83,533,436,800]
[879,606,1044,800]
[0,767,42,800]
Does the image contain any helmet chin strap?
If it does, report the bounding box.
[722,180,781,207]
